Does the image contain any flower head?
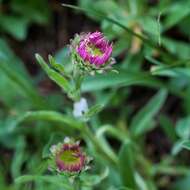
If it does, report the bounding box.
[49,137,89,173]
[70,31,115,74]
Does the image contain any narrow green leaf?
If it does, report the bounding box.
[96,125,127,142]
[84,104,104,118]
[0,16,28,40]
[15,175,72,190]
[151,65,190,78]
[21,111,83,129]
[48,54,65,73]
[159,115,177,142]
[7,110,83,133]
[181,141,190,151]
[163,1,190,31]
[119,140,137,189]
[173,140,190,155]
[162,38,190,59]
[176,117,190,139]
[135,172,151,190]
[80,168,109,186]
[82,70,164,92]
[96,125,127,163]
[11,136,26,178]
[130,89,167,137]
[0,60,46,109]
[35,54,71,93]
[172,140,187,155]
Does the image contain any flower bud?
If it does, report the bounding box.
[73,98,88,118]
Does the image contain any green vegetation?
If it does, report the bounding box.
[1,0,190,189]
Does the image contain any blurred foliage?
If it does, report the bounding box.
[1,0,190,190]
[0,0,51,40]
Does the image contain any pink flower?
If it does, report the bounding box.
[56,143,85,172]
[49,138,89,173]
[76,32,113,66]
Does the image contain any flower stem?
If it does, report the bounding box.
[82,123,118,168]
[73,177,81,190]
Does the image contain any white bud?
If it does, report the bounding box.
[73,98,88,118]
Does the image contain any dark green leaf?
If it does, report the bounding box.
[118,140,137,189]
[35,54,71,93]
[130,89,167,137]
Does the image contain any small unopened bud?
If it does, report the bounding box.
[73,98,88,118]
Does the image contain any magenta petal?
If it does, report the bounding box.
[77,32,113,66]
